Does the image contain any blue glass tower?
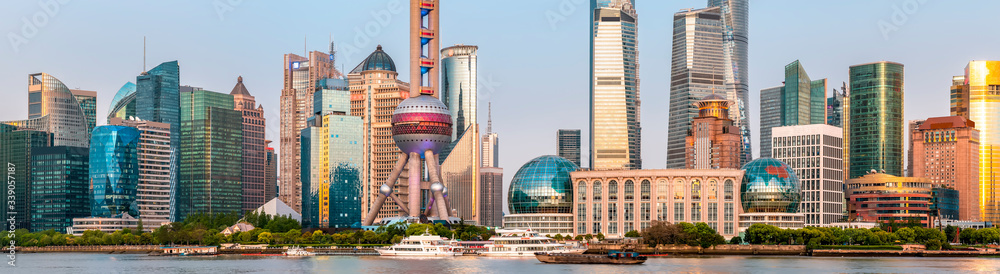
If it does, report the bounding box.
[89,125,140,218]
[136,61,180,221]
[301,81,362,228]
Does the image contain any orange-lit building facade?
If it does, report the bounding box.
[911,116,979,221]
[686,95,742,169]
[846,173,933,226]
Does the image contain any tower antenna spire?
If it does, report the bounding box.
[487,101,493,134]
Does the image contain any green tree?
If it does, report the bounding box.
[258,232,272,244]
[624,230,640,238]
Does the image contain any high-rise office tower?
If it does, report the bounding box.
[348,46,410,222]
[439,44,480,223]
[758,86,782,158]
[827,85,845,127]
[29,146,89,233]
[231,76,267,213]
[481,105,499,168]
[962,60,1000,222]
[772,124,845,226]
[178,89,243,220]
[708,0,751,165]
[479,166,503,227]
[845,61,904,178]
[667,7,723,168]
[3,73,89,148]
[89,125,140,218]
[265,140,278,202]
[110,117,172,226]
[0,125,51,231]
[759,60,828,159]
[108,82,137,122]
[71,89,97,134]
[557,129,582,167]
[911,116,979,221]
[591,0,640,170]
[411,0,440,97]
[301,79,362,228]
[440,45,478,159]
[135,61,181,220]
[951,75,969,119]
[280,49,339,213]
[685,95,742,169]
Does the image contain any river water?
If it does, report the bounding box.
[6,253,1000,273]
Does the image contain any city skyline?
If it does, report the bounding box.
[2,0,998,196]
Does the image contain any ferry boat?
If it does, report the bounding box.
[479,229,587,257]
[284,246,316,256]
[376,230,462,257]
[534,250,647,264]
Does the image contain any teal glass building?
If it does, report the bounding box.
[508,155,579,214]
[89,125,140,218]
[846,61,904,178]
[107,82,137,122]
[301,83,362,228]
[136,61,181,220]
[30,146,90,232]
[0,124,52,230]
[178,89,243,220]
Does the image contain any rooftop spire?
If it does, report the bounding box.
[487,101,492,134]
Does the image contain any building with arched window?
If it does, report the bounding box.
[570,169,744,239]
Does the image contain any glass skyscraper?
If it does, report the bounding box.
[302,83,362,228]
[590,0,640,170]
[90,125,140,218]
[760,60,828,158]
[962,60,1000,222]
[668,7,724,168]
[110,118,173,226]
[136,61,181,220]
[3,73,89,148]
[0,124,52,230]
[30,146,90,232]
[827,85,845,127]
[440,44,478,162]
[708,0,751,165]
[71,90,97,135]
[178,89,243,220]
[846,61,904,178]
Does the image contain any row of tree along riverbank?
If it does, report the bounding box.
[586,244,1000,257]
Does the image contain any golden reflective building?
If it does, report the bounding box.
[961,61,1000,222]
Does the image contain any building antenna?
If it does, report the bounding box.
[487,101,493,134]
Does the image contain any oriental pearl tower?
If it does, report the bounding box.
[363,0,449,226]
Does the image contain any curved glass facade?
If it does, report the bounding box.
[508,155,579,214]
[740,158,801,213]
[847,61,904,178]
[107,82,137,122]
[89,125,140,218]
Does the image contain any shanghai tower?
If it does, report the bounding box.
[709,0,751,165]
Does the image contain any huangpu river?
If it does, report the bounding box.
[7,253,1000,273]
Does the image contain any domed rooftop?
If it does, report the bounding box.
[740,158,801,213]
[351,45,396,73]
[508,155,579,214]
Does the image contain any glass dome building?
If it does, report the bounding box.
[740,158,801,213]
[507,155,579,214]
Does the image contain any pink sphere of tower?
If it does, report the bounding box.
[391,95,453,154]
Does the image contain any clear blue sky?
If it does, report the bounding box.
[2,1,997,194]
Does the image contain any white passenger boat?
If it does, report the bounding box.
[284,246,315,256]
[376,230,461,256]
[479,229,587,257]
